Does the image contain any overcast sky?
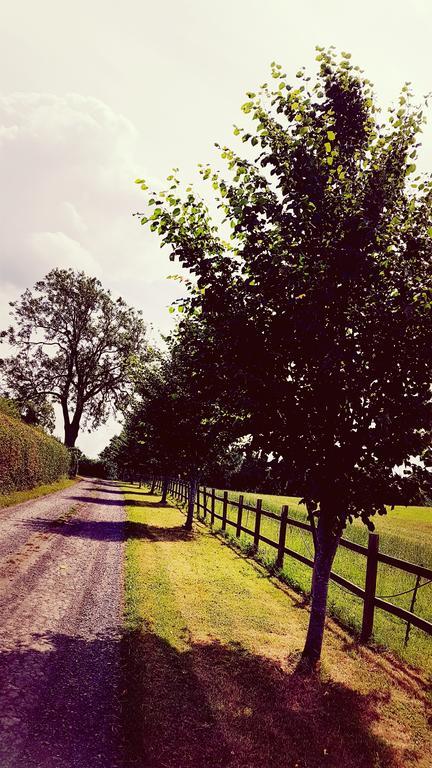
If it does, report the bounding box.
[1,0,431,456]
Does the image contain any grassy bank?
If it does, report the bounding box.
[0,477,77,509]
[122,484,431,768]
[197,489,432,672]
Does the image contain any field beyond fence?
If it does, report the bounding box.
[153,478,432,673]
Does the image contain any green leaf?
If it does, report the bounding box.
[241,102,254,114]
[327,130,336,141]
[325,142,332,154]
[427,227,432,238]
[168,306,175,314]
[407,164,416,175]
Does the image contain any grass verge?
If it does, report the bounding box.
[122,482,432,768]
[199,488,432,672]
[0,477,77,509]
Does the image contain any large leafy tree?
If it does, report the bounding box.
[137,49,432,664]
[1,268,147,447]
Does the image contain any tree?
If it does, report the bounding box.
[0,393,55,432]
[1,268,147,447]
[136,50,432,664]
[127,319,245,529]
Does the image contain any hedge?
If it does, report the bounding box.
[0,412,70,494]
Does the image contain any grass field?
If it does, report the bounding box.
[197,489,432,674]
[122,484,432,768]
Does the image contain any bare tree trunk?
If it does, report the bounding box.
[150,477,156,495]
[302,512,341,666]
[185,474,198,531]
[161,476,169,504]
[63,405,82,449]
[64,423,79,448]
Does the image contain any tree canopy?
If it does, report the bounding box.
[1,268,147,447]
[136,49,432,662]
[114,319,246,527]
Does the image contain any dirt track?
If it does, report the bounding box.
[0,478,126,768]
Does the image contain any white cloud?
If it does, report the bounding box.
[0,92,183,456]
[0,92,166,287]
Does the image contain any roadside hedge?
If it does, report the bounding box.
[0,412,70,494]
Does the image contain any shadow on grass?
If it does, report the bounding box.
[0,624,416,768]
[126,522,194,542]
[123,626,405,768]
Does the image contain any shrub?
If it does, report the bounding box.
[0,412,70,494]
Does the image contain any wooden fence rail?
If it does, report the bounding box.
[151,477,432,644]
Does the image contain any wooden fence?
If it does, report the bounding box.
[152,477,432,645]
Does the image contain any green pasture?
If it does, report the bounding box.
[197,489,432,673]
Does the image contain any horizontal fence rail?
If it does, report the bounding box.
[151,477,432,645]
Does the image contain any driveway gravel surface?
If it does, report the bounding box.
[0,478,126,768]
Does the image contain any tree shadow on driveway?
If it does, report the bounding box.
[83,487,152,496]
[68,495,165,508]
[0,626,404,768]
[24,517,193,544]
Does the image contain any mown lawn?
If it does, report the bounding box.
[122,484,431,768]
[201,489,432,673]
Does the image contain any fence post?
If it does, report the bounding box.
[404,573,421,647]
[211,488,216,526]
[236,495,244,538]
[196,485,200,517]
[253,499,262,552]
[222,491,228,531]
[276,505,288,570]
[360,532,379,643]
[203,487,207,520]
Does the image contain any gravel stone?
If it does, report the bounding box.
[0,478,127,768]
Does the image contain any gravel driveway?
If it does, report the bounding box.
[0,478,126,768]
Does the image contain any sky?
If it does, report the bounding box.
[0,0,431,456]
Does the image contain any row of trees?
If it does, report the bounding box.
[2,49,431,666]
[128,49,432,664]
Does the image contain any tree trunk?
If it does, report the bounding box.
[161,476,169,504]
[150,477,156,495]
[302,512,341,666]
[64,422,79,448]
[185,474,198,531]
[68,448,79,478]
[63,403,82,449]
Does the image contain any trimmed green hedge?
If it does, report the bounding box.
[0,412,70,494]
